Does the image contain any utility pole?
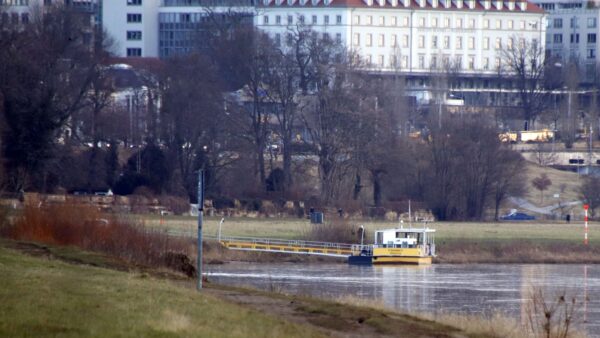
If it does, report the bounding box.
[197,170,205,291]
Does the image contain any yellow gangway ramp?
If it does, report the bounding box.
[219,236,354,258]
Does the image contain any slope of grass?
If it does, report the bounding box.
[0,242,322,338]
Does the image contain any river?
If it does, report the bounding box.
[207,263,599,337]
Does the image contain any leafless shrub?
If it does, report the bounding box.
[525,288,580,338]
[1,203,194,275]
[303,216,361,243]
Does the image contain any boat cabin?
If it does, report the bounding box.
[374,227,436,255]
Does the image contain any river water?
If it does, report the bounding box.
[207,263,599,336]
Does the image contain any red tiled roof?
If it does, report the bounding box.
[259,0,545,14]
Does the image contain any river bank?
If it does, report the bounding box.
[203,239,600,265]
[0,238,531,338]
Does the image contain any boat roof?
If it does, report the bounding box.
[376,227,436,233]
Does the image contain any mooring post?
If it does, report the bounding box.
[197,170,205,291]
[584,204,589,246]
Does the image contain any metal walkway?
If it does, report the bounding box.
[216,236,362,258]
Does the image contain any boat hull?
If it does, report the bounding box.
[348,255,432,265]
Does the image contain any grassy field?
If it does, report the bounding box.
[0,239,514,338]
[523,162,583,208]
[141,214,596,245]
[0,240,321,338]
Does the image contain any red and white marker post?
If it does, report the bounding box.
[584,204,589,245]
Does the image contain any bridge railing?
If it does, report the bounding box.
[213,235,356,251]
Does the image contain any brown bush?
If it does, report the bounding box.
[1,203,194,275]
[159,195,190,215]
[302,216,362,244]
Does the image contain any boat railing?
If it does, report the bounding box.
[351,244,373,256]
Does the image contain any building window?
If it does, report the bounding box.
[378,34,385,47]
[468,56,475,69]
[571,34,579,44]
[336,15,342,24]
[419,17,425,27]
[520,20,526,30]
[287,33,293,45]
[287,15,293,25]
[588,49,596,59]
[495,57,501,69]
[483,57,489,70]
[401,55,408,68]
[402,16,409,27]
[507,37,513,49]
[391,16,397,26]
[379,16,385,26]
[468,37,475,49]
[367,54,372,64]
[455,55,462,68]
[418,55,425,68]
[127,0,142,5]
[570,17,578,28]
[353,15,360,25]
[402,35,409,47]
[391,34,397,47]
[312,15,317,24]
[126,48,142,57]
[588,33,596,43]
[588,18,597,28]
[299,15,305,23]
[276,15,281,24]
[431,17,438,27]
[127,31,142,40]
[418,35,425,48]
[456,18,462,28]
[495,19,501,29]
[430,55,437,68]
[483,37,489,49]
[378,55,384,66]
[390,55,397,67]
[324,15,329,24]
[263,16,269,24]
[366,33,372,46]
[554,18,562,28]
[495,37,502,49]
[336,33,341,43]
[127,13,142,23]
[323,33,330,41]
[444,17,450,28]
[553,34,562,44]
[468,19,475,28]
[444,36,450,49]
[456,36,462,49]
[366,15,373,25]
[483,19,489,28]
[507,20,513,29]
[353,33,360,46]
[432,36,438,48]
[21,13,28,24]
[275,33,281,46]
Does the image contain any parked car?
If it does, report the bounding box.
[500,211,536,221]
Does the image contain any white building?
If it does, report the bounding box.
[533,0,599,81]
[102,0,255,58]
[256,0,547,75]
[102,0,546,76]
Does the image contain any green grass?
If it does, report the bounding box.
[139,214,597,246]
[0,243,323,338]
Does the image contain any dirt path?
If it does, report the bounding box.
[205,286,470,338]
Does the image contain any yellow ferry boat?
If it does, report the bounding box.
[349,227,436,265]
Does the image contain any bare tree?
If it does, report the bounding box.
[0,6,109,192]
[500,36,556,130]
[532,173,552,204]
[579,175,600,218]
